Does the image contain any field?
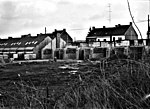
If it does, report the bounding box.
[0,58,150,109]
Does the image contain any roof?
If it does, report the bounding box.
[0,29,72,49]
[0,37,21,48]
[87,24,131,38]
[61,32,73,42]
[0,34,48,49]
[18,34,48,48]
[52,29,73,42]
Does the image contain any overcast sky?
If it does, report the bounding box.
[0,0,149,40]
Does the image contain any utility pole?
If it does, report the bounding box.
[108,3,112,24]
[148,15,150,39]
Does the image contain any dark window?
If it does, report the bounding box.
[118,37,122,41]
[93,48,106,53]
[130,40,134,46]
[146,39,150,46]
[43,49,52,55]
[138,39,143,45]
[113,37,115,41]
[66,48,76,54]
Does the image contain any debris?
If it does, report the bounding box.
[18,74,21,77]
[69,70,78,74]
[54,57,57,62]
[78,74,82,81]
[59,65,79,70]
[144,94,150,100]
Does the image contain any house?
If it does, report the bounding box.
[41,29,73,59]
[17,34,51,59]
[0,34,51,60]
[0,28,72,60]
[0,38,9,55]
[86,22,138,42]
[0,37,21,57]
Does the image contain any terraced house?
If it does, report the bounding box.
[0,29,72,60]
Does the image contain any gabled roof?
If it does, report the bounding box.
[52,29,73,42]
[87,23,132,38]
[61,31,73,42]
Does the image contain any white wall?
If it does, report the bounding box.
[112,35,125,40]
[97,36,110,41]
[60,38,66,48]
[97,35,125,41]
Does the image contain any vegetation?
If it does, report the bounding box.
[0,57,150,109]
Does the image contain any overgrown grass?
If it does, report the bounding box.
[0,58,150,109]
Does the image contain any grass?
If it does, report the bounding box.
[0,57,150,108]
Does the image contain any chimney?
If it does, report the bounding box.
[92,26,95,30]
[28,34,31,37]
[8,37,12,39]
[118,24,121,27]
[103,26,105,28]
[130,22,132,25]
[37,33,42,37]
[54,29,57,33]
[63,28,66,32]
[115,25,118,27]
[89,27,92,32]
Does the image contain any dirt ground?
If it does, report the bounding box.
[0,60,101,108]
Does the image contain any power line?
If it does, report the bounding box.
[69,28,89,31]
[127,0,143,39]
[136,20,148,23]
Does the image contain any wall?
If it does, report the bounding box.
[91,47,107,60]
[96,35,125,42]
[129,46,144,60]
[59,38,66,48]
[97,36,110,41]
[79,47,91,60]
[112,35,125,41]
[125,26,138,40]
[34,36,51,59]
[63,47,78,60]
[41,37,66,59]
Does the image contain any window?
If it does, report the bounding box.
[66,48,76,54]
[118,37,122,41]
[34,41,38,44]
[43,49,52,55]
[113,37,115,41]
[25,42,28,45]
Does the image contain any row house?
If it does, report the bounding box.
[0,29,72,60]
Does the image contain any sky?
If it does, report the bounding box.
[0,0,149,40]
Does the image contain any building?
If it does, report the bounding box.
[0,29,73,60]
[86,22,138,42]
[42,29,73,59]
